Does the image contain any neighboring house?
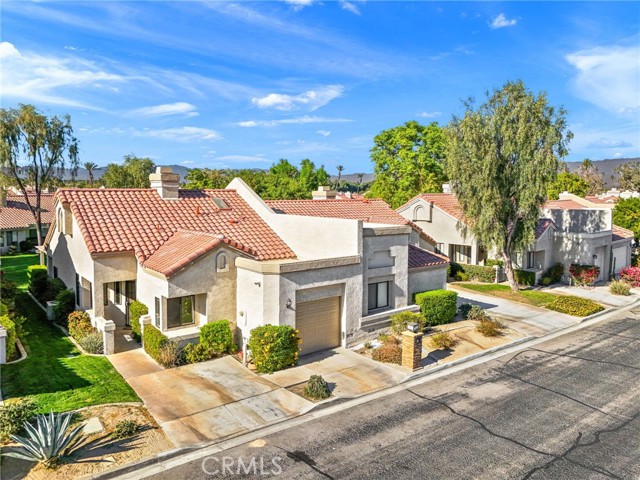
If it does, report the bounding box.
[44,168,448,355]
[0,192,54,253]
[398,191,633,283]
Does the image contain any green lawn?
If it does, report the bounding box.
[455,282,558,307]
[1,254,40,290]
[0,293,140,412]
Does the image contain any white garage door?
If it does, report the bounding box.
[296,297,341,355]
[612,246,629,274]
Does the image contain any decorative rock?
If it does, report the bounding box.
[83,416,104,435]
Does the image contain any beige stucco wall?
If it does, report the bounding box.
[408,266,447,299]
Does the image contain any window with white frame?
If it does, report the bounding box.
[450,244,472,264]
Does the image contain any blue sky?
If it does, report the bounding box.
[1,1,639,174]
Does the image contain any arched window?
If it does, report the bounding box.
[216,252,229,272]
[413,205,427,221]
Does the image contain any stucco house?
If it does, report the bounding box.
[397,191,633,283]
[43,167,448,355]
[0,192,54,253]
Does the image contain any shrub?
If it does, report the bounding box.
[0,315,17,359]
[143,324,169,362]
[541,277,551,286]
[458,303,473,319]
[569,264,600,286]
[112,419,142,439]
[0,399,37,442]
[514,269,536,286]
[200,320,236,354]
[455,272,470,282]
[619,266,640,287]
[1,411,84,467]
[182,342,214,364]
[430,332,456,349]
[447,262,464,278]
[78,331,104,354]
[415,290,458,326]
[463,265,496,283]
[19,239,34,252]
[128,300,148,342]
[1,280,18,307]
[53,289,75,325]
[610,280,631,296]
[303,375,331,400]
[476,318,505,337]
[248,324,300,374]
[390,311,426,334]
[7,244,16,255]
[157,342,181,368]
[485,259,504,267]
[540,263,564,285]
[546,295,604,317]
[68,310,93,340]
[466,305,490,322]
[46,278,67,302]
[371,341,402,364]
[27,265,49,301]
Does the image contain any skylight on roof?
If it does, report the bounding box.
[212,197,230,210]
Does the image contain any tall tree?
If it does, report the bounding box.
[613,197,640,239]
[357,173,364,192]
[547,171,590,200]
[446,80,572,290]
[368,120,447,208]
[0,104,79,246]
[83,161,98,187]
[578,158,605,195]
[336,165,344,189]
[102,155,155,188]
[615,161,640,191]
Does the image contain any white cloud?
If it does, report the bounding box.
[339,1,361,15]
[316,130,332,137]
[181,160,195,165]
[283,0,315,10]
[128,102,198,118]
[236,115,352,127]
[490,13,517,29]
[214,155,272,163]
[136,126,222,142]
[587,138,633,149]
[417,111,442,118]
[252,85,344,111]
[566,45,640,115]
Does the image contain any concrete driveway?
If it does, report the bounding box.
[109,350,313,447]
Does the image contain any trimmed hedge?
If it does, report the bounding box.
[0,315,17,359]
[415,289,458,326]
[46,277,67,302]
[463,265,496,283]
[540,263,564,285]
[200,320,236,354]
[248,324,300,373]
[514,269,536,287]
[27,265,49,301]
[53,289,75,325]
[129,301,148,341]
[546,295,604,317]
[143,324,169,363]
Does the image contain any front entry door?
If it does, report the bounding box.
[125,280,136,326]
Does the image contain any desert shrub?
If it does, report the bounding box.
[466,305,490,322]
[390,311,426,334]
[200,320,236,354]
[371,341,402,364]
[156,342,181,368]
[430,332,456,350]
[46,278,67,302]
[485,259,504,267]
[112,419,142,439]
[0,315,17,359]
[415,289,457,326]
[619,266,640,287]
[514,269,536,286]
[53,289,75,325]
[248,324,300,374]
[0,398,37,442]
[78,331,103,354]
[546,295,604,317]
[569,264,600,286]
[67,310,93,340]
[143,324,168,362]
[128,300,148,342]
[181,342,214,364]
[463,265,496,283]
[610,280,631,296]
[303,375,331,400]
[27,265,49,301]
[455,272,470,281]
[458,303,473,319]
[540,263,564,285]
[476,318,505,337]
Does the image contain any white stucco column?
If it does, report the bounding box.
[140,315,152,347]
[0,326,6,364]
[103,319,115,355]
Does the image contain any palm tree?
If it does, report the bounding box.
[84,162,98,187]
[357,173,364,193]
[336,165,344,190]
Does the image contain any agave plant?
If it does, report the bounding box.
[1,411,84,467]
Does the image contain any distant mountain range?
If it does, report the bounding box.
[565,157,639,188]
[34,164,193,182]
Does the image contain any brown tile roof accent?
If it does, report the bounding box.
[612,224,635,241]
[54,188,295,263]
[535,218,556,239]
[415,193,465,221]
[586,195,618,204]
[142,230,253,277]
[543,199,587,210]
[0,193,55,230]
[408,244,449,269]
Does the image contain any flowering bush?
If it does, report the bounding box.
[569,264,600,286]
[619,266,640,287]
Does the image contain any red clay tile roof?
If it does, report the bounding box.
[413,193,465,221]
[1,193,55,230]
[408,244,449,269]
[543,199,587,210]
[53,188,295,264]
[535,218,556,239]
[612,224,635,241]
[586,195,618,205]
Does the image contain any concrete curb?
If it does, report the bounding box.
[6,337,28,364]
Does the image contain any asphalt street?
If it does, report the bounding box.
[146,311,640,479]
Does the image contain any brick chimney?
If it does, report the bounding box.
[149,167,180,200]
[312,186,337,200]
